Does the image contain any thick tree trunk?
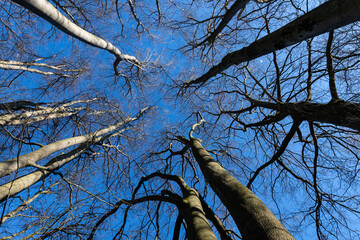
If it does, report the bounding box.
[187,0,360,86]
[190,137,294,240]
[250,99,360,132]
[179,186,218,240]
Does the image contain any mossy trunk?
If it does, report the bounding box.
[179,186,217,240]
[190,138,295,240]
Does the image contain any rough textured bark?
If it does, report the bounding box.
[249,98,360,132]
[187,0,360,86]
[190,137,294,240]
[179,186,217,240]
[11,0,140,66]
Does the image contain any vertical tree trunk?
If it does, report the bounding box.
[179,186,218,240]
[190,137,294,240]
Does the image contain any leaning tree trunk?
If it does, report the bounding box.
[11,0,140,66]
[187,0,360,86]
[189,136,294,240]
[0,115,136,178]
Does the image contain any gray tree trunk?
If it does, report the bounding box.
[0,117,134,178]
[179,186,218,240]
[190,137,294,240]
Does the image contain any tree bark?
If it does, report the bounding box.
[0,142,86,203]
[179,186,218,240]
[0,107,149,178]
[190,137,294,240]
[249,98,360,132]
[11,0,140,66]
[0,118,133,178]
[187,0,360,86]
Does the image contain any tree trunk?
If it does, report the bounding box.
[0,117,133,178]
[190,137,294,240]
[249,98,360,132]
[0,142,87,203]
[187,0,360,86]
[179,186,218,240]
[11,0,140,65]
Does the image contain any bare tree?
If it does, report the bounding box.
[1,0,360,239]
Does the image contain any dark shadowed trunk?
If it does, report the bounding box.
[187,0,360,86]
[249,98,360,132]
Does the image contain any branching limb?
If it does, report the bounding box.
[198,0,250,46]
[247,119,302,188]
[185,0,360,87]
[11,0,141,72]
[0,60,83,77]
[326,30,339,100]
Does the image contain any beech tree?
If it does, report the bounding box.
[1,0,360,239]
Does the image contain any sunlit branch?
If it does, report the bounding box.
[0,182,58,224]
[11,0,141,73]
[0,106,150,178]
[0,60,83,78]
[0,118,129,177]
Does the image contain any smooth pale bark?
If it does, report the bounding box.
[11,0,140,65]
[249,98,360,132]
[187,0,360,86]
[0,116,136,178]
[0,107,149,202]
[190,137,294,240]
[179,186,217,240]
[0,108,81,125]
[1,183,56,224]
[0,60,81,77]
[0,142,87,203]
[0,99,99,125]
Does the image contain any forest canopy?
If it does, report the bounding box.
[1,0,360,239]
